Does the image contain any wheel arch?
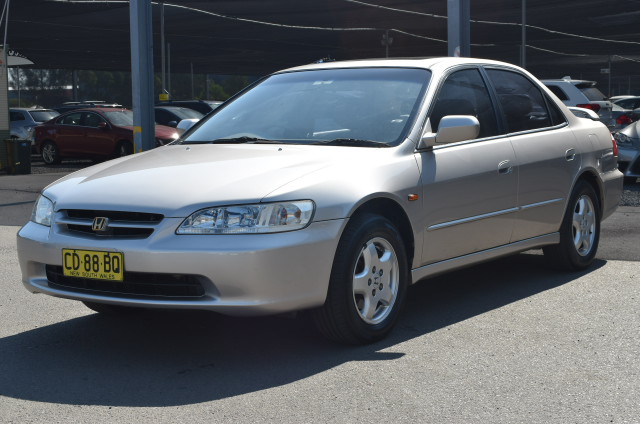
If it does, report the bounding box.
[575,169,604,216]
[348,197,415,272]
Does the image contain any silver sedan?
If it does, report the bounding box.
[17,58,623,344]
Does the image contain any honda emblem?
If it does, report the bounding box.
[92,217,110,232]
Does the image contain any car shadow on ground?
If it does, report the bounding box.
[0,252,605,407]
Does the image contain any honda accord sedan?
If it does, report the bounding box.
[18,58,623,344]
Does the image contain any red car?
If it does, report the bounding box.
[34,108,179,164]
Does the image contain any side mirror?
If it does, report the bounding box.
[419,115,480,148]
[167,121,178,128]
[98,121,109,130]
[176,118,198,134]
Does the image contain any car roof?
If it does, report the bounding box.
[10,107,56,112]
[60,107,130,114]
[278,57,518,73]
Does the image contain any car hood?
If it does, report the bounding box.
[43,144,363,217]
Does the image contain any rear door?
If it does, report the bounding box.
[485,68,579,241]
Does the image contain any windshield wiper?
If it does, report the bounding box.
[206,136,282,144]
[312,138,390,147]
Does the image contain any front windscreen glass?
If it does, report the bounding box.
[182,67,431,147]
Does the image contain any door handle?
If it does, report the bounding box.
[565,148,576,161]
[498,160,513,175]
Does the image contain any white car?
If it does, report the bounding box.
[542,77,614,129]
[17,58,623,344]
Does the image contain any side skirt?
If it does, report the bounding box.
[411,233,559,283]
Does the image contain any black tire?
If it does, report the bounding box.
[41,141,61,165]
[82,301,145,315]
[312,214,409,344]
[115,141,133,158]
[543,180,600,271]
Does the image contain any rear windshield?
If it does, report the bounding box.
[29,110,59,122]
[579,87,607,101]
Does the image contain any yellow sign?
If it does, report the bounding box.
[159,93,169,101]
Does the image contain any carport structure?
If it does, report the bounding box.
[7,0,640,92]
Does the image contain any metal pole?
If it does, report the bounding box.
[521,0,526,68]
[161,2,165,94]
[167,42,171,97]
[72,70,78,101]
[129,0,155,152]
[190,62,194,98]
[608,55,612,97]
[447,0,470,57]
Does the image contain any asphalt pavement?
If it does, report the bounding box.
[1,162,639,423]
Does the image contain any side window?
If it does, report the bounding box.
[82,112,105,128]
[487,70,554,133]
[429,69,499,139]
[10,111,25,121]
[60,112,82,126]
[155,109,172,125]
[545,85,568,101]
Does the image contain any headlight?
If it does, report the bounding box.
[31,195,53,227]
[177,200,315,234]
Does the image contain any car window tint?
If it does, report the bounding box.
[60,112,82,126]
[487,70,553,133]
[155,109,171,124]
[82,112,105,128]
[429,68,499,138]
[10,111,25,121]
[546,97,567,126]
[546,85,568,101]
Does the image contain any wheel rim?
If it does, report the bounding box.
[352,237,399,325]
[572,194,596,256]
[42,144,56,163]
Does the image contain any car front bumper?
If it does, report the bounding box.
[17,218,345,315]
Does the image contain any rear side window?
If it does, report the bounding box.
[546,85,568,101]
[487,70,555,133]
[10,111,25,121]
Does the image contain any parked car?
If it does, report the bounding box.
[613,120,640,183]
[52,101,123,114]
[154,106,203,127]
[18,58,623,344]
[542,77,614,129]
[9,108,59,149]
[34,108,179,164]
[156,99,222,115]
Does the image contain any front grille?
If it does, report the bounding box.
[58,209,164,239]
[46,265,205,298]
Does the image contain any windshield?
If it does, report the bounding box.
[29,110,59,122]
[172,108,204,120]
[103,110,134,126]
[182,67,431,147]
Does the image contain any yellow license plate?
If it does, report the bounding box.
[62,249,124,281]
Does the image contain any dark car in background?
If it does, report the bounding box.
[52,101,123,114]
[34,108,179,164]
[154,106,203,127]
[156,99,222,115]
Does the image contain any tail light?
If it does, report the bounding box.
[576,103,601,113]
[616,114,633,126]
[611,133,619,157]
